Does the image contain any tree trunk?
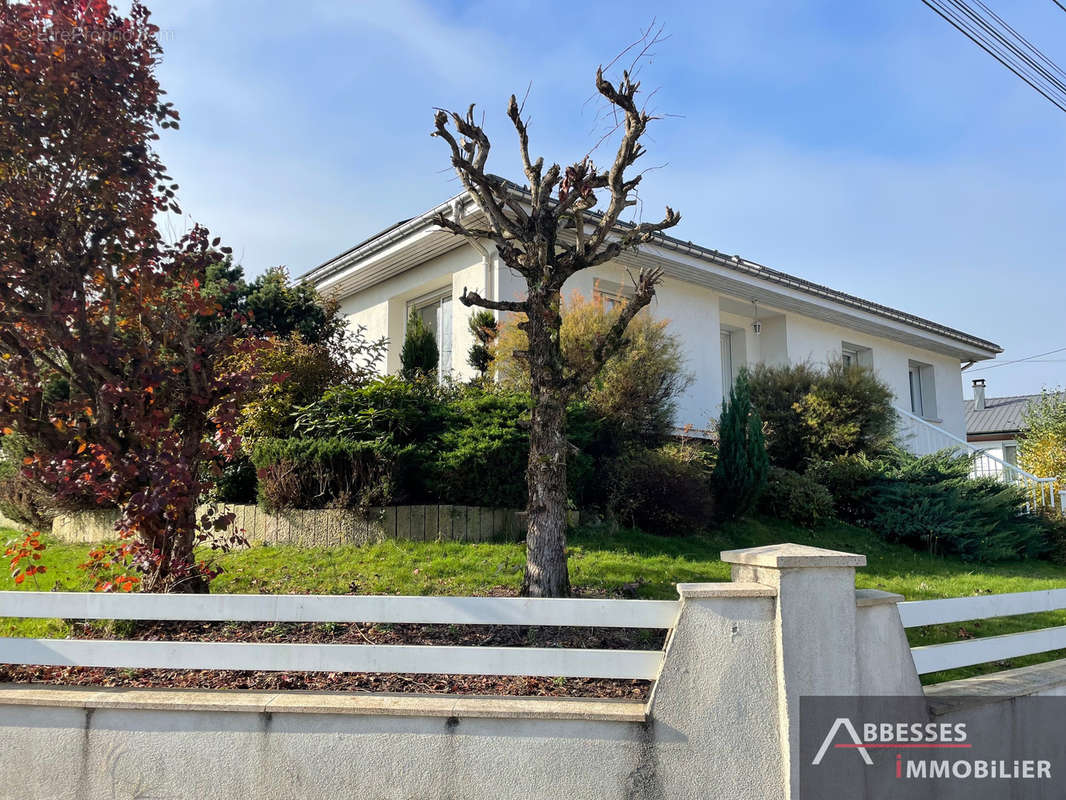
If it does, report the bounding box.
[522,292,571,597]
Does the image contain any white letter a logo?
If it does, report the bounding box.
[811,718,873,766]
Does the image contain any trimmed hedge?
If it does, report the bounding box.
[759,467,833,529]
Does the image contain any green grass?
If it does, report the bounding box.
[3,518,1066,684]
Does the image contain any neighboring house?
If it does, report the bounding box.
[964,378,1035,468]
[303,190,1001,442]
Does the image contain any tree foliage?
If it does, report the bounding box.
[748,361,896,470]
[492,292,690,441]
[0,1,265,592]
[713,370,769,519]
[209,263,345,345]
[1019,390,1066,492]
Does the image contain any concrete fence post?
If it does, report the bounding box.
[721,543,866,800]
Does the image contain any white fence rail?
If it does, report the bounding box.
[899,589,1066,675]
[0,591,679,681]
[895,407,1060,515]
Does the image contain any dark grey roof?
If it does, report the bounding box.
[965,394,1042,436]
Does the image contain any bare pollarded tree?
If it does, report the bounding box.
[431,49,681,598]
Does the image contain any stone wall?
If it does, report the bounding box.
[51,504,534,546]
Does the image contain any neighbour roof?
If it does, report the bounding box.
[303,187,1003,357]
[965,394,1041,436]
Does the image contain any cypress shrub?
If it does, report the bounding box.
[400,310,438,379]
[713,370,769,519]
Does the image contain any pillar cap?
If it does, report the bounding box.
[720,543,866,568]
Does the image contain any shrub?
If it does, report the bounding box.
[492,292,691,441]
[807,453,882,522]
[747,362,820,470]
[794,360,896,461]
[759,467,833,529]
[713,370,769,519]
[400,310,438,379]
[250,437,415,511]
[232,323,386,442]
[210,455,258,504]
[0,432,93,528]
[861,477,1046,562]
[467,310,498,379]
[813,449,1048,562]
[607,443,715,536]
[748,361,895,470]
[425,389,530,508]
[291,376,448,443]
[1038,512,1066,566]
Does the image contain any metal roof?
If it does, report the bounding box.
[965,394,1042,436]
[303,187,1002,357]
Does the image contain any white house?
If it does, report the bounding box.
[303,191,1001,442]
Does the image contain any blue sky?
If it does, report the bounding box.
[147,0,1065,397]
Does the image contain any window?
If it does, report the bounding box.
[407,290,453,377]
[1003,444,1018,467]
[593,278,634,312]
[908,360,937,419]
[841,342,872,369]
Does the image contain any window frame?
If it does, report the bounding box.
[406,287,453,378]
[841,342,872,369]
[907,359,938,420]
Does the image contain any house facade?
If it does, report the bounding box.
[303,192,1001,440]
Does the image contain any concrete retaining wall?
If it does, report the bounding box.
[0,542,911,799]
[51,503,536,546]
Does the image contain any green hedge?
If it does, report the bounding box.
[249,382,615,512]
[810,450,1049,562]
[758,467,833,529]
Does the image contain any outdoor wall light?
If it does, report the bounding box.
[751,300,762,335]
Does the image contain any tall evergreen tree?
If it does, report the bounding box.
[400,311,439,379]
[713,370,769,519]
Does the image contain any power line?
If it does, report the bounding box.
[1052,0,1066,14]
[921,0,1066,113]
[952,0,1066,95]
[968,345,1066,372]
[974,0,1066,84]
[927,0,1066,109]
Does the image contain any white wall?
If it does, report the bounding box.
[340,255,971,438]
[335,244,484,377]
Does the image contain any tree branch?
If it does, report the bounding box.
[458,288,529,314]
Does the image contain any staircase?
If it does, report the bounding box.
[895,407,1061,515]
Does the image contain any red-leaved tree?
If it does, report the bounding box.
[0,1,263,592]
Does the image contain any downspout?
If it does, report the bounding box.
[451,198,494,306]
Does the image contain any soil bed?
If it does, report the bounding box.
[0,618,663,699]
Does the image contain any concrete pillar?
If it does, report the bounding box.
[651,581,783,798]
[855,589,923,695]
[721,543,866,800]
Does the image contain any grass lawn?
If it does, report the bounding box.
[3,517,1066,684]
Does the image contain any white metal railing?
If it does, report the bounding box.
[895,407,1060,514]
[0,591,679,681]
[899,589,1066,675]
